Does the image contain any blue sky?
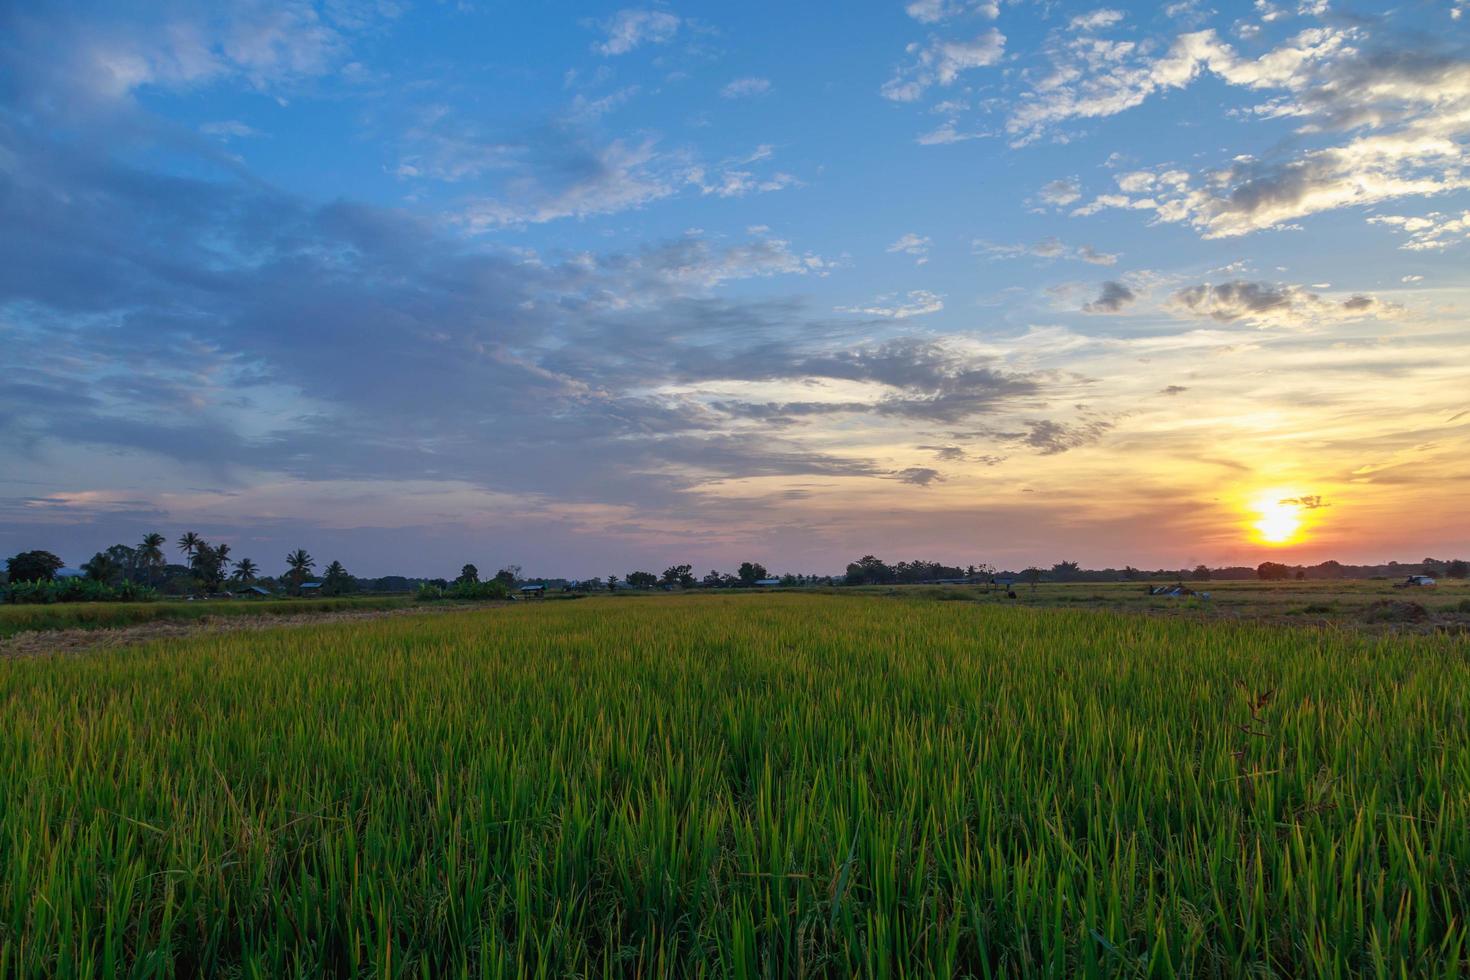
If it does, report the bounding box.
[3,0,1469,578]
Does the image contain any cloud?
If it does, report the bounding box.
[1037,177,1081,207]
[448,135,800,228]
[887,232,932,264]
[200,120,264,139]
[1160,384,1189,395]
[1019,419,1113,455]
[1069,9,1125,31]
[915,120,987,145]
[1170,280,1393,326]
[593,9,680,56]
[917,444,1005,464]
[894,466,944,486]
[1023,27,1470,235]
[1082,280,1136,313]
[835,290,944,319]
[904,0,999,24]
[881,29,1005,102]
[976,236,1118,265]
[720,77,772,99]
[1279,494,1328,509]
[457,138,679,229]
[1369,211,1470,251]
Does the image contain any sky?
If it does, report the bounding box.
[2,0,1469,579]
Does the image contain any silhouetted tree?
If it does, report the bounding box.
[1051,560,1080,582]
[661,564,695,587]
[190,543,227,592]
[1257,561,1291,581]
[844,555,891,585]
[626,570,657,589]
[82,552,120,583]
[323,560,353,596]
[177,531,202,562]
[737,561,769,586]
[232,557,259,583]
[285,549,315,595]
[1020,567,1044,590]
[458,563,480,585]
[138,533,166,585]
[5,550,64,583]
[1447,559,1468,579]
[1193,564,1212,581]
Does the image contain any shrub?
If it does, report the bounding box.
[416,580,509,602]
[3,578,160,605]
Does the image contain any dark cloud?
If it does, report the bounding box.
[1160,385,1189,396]
[1171,280,1389,325]
[1280,495,1328,510]
[1082,280,1136,314]
[1020,419,1114,455]
[893,467,943,486]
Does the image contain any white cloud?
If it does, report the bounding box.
[881,29,1005,102]
[720,77,772,99]
[1011,25,1470,236]
[1369,211,1470,251]
[836,290,945,318]
[593,9,680,56]
[975,236,1118,264]
[888,233,932,264]
[904,0,999,23]
[691,169,802,197]
[1069,9,1125,31]
[1036,176,1081,206]
[200,120,264,138]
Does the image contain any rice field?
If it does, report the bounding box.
[1,593,1467,977]
[0,596,415,640]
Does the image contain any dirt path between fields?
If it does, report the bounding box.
[0,602,510,659]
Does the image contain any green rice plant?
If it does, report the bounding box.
[0,593,1467,977]
[0,596,413,639]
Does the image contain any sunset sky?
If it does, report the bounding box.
[3,0,1468,577]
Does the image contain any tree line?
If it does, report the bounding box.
[2,533,359,603]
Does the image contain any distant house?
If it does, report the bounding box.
[236,585,271,597]
[754,578,782,587]
[520,584,546,597]
[299,581,323,592]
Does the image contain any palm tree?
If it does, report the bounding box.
[214,543,231,567]
[177,531,202,562]
[232,557,259,583]
[285,548,314,595]
[322,560,350,596]
[138,532,166,585]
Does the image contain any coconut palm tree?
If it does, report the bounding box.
[232,557,258,583]
[177,531,202,562]
[214,543,231,567]
[322,560,351,596]
[138,532,166,585]
[285,548,314,595]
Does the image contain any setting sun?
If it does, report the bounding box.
[1252,495,1305,546]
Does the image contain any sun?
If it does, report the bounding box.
[1251,494,1304,546]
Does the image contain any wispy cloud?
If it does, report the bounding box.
[835,290,944,319]
[881,29,1005,102]
[593,9,680,56]
[720,76,772,99]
